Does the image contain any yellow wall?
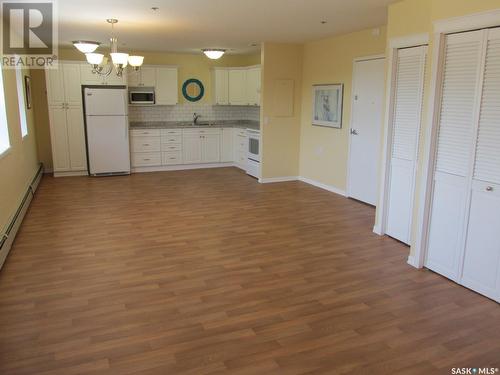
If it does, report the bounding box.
[33,49,260,170]
[298,27,387,190]
[261,43,303,179]
[377,0,500,255]
[0,69,39,234]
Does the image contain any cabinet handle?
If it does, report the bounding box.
[143,158,150,161]
[169,157,176,160]
[486,186,494,192]
[143,144,150,146]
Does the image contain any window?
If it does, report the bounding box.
[0,70,10,155]
[16,68,28,138]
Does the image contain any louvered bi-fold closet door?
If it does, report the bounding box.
[386,46,427,244]
[461,28,500,302]
[425,30,485,281]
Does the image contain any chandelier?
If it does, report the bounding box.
[72,19,144,77]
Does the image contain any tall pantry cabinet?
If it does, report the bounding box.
[45,63,87,175]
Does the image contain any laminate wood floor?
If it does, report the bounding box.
[0,168,499,375]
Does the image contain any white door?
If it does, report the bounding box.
[347,57,386,205]
[228,69,247,105]
[183,135,202,164]
[461,28,500,302]
[48,106,70,171]
[156,67,178,105]
[63,64,82,106]
[214,69,229,105]
[386,46,427,244]
[202,134,221,163]
[425,30,484,281]
[66,106,87,171]
[86,116,130,175]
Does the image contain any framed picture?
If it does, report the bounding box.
[24,75,32,110]
[312,84,343,128]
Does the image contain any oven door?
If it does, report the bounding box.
[248,133,260,162]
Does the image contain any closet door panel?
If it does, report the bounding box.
[425,31,484,278]
[426,173,467,281]
[461,182,500,301]
[386,46,427,244]
[462,28,500,302]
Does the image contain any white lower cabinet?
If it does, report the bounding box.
[66,106,87,171]
[182,134,202,164]
[233,129,248,170]
[130,127,252,170]
[221,128,234,162]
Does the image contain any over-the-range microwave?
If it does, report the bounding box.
[129,87,155,105]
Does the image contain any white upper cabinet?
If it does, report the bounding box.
[213,66,260,106]
[228,69,247,105]
[156,67,178,105]
[127,66,155,87]
[213,68,229,105]
[81,63,127,86]
[63,64,82,106]
[246,67,261,106]
[141,67,156,87]
[46,68,66,105]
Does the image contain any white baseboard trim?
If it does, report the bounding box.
[373,224,383,236]
[407,255,422,269]
[298,176,346,197]
[132,162,236,174]
[1,164,43,270]
[53,170,88,178]
[259,176,299,183]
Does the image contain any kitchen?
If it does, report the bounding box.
[41,30,261,181]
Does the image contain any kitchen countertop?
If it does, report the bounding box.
[129,120,260,131]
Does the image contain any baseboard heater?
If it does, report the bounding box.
[0,163,43,270]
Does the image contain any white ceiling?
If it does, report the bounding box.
[58,0,395,54]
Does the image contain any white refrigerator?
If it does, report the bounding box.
[84,87,130,176]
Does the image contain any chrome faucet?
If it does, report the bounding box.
[193,113,201,125]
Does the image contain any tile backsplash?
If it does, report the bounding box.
[129,104,260,123]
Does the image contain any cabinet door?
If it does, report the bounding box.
[156,67,178,105]
[80,63,103,85]
[202,134,221,163]
[105,70,128,86]
[182,135,202,164]
[140,67,156,87]
[214,69,229,105]
[221,128,233,162]
[127,68,140,87]
[228,69,247,105]
[246,67,261,106]
[66,105,87,171]
[46,68,65,105]
[63,64,83,106]
[48,106,70,171]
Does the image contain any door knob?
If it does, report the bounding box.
[350,129,359,135]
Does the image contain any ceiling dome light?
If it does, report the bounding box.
[111,52,129,67]
[73,40,100,53]
[203,49,226,60]
[128,55,144,67]
[86,53,104,65]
